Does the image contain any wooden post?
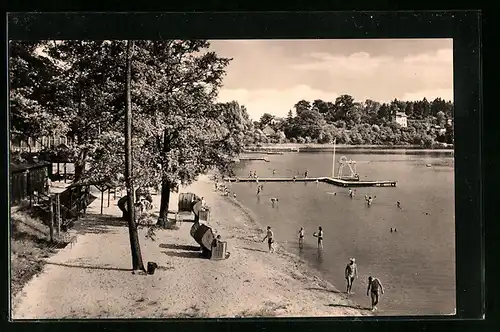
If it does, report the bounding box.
[57,162,60,177]
[64,163,67,183]
[100,186,104,215]
[83,186,88,218]
[56,193,61,236]
[49,196,54,242]
[107,187,111,207]
[113,187,117,200]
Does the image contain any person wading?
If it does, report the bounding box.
[298,227,305,249]
[367,276,385,311]
[345,258,358,294]
[313,226,324,250]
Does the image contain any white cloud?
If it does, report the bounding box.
[399,88,454,102]
[403,49,453,64]
[217,85,338,121]
[293,52,393,75]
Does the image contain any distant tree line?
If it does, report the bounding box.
[246,95,454,148]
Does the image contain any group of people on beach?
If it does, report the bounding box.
[262,223,384,311]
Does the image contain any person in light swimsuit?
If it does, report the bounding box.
[345,258,358,294]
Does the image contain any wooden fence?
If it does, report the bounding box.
[10,161,51,205]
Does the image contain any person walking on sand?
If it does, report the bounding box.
[262,226,275,253]
[345,258,358,294]
[367,276,384,311]
[298,227,305,249]
[313,226,324,250]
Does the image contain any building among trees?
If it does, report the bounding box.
[394,112,408,128]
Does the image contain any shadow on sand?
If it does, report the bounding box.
[306,287,344,294]
[161,250,204,259]
[159,244,200,251]
[326,303,370,311]
[45,261,132,272]
[71,214,128,234]
[239,246,268,253]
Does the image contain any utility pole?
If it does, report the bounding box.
[125,40,145,272]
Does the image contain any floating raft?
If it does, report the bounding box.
[223,177,397,188]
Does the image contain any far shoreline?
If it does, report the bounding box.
[247,143,454,152]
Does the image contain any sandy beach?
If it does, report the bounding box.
[12,175,370,319]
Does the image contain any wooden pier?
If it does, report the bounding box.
[223,176,397,188]
[238,157,270,162]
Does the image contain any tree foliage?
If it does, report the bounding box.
[253,95,454,147]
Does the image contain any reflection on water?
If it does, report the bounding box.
[230,151,455,316]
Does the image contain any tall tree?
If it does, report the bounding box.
[294,100,311,116]
[258,113,275,129]
[128,40,235,220]
[124,40,145,271]
[9,41,69,152]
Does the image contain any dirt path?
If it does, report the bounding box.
[12,176,370,319]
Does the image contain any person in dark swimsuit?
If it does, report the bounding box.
[298,227,305,249]
[367,276,385,311]
[313,226,324,249]
[262,226,275,253]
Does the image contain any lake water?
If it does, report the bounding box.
[228,151,455,316]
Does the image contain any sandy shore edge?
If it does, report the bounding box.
[11,174,370,319]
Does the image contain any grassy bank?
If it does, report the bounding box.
[10,205,66,299]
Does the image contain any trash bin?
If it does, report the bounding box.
[147,261,158,275]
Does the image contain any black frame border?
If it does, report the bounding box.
[2,10,484,332]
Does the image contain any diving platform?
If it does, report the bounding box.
[223,177,397,188]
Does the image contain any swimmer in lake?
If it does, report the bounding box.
[293,175,297,182]
[367,276,384,311]
[345,258,358,294]
[271,197,279,207]
[233,193,237,199]
[397,201,401,209]
[313,226,324,250]
[366,195,373,206]
[298,227,305,249]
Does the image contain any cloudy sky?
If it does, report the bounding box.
[210,39,453,121]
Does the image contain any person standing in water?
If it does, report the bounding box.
[367,276,385,311]
[262,226,275,253]
[257,186,261,195]
[298,227,305,249]
[345,258,358,294]
[313,226,324,249]
[273,169,276,175]
[304,170,308,178]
